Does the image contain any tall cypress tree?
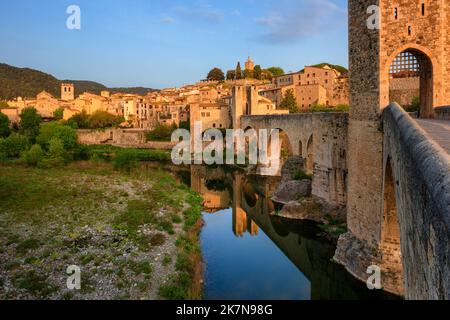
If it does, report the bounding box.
[235,62,242,80]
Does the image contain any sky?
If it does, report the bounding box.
[0,0,348,89]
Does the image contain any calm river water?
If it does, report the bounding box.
[154,163,399,300]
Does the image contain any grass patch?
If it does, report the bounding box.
[159,190,203,300]
[12,270,56,297]
[292,169,312,181]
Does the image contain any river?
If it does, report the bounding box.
[149,163,399,300]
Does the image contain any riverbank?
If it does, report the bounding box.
[0,161,203,300]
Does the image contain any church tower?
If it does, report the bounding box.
[61,83,74,101]
[245,56,254,71]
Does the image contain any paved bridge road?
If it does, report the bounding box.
[415,119,450,155]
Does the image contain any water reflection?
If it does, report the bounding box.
[170,164,399,300]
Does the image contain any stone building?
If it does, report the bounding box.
[266,65,349,109]
[231,84,289,129]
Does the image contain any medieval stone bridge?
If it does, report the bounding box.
[240,104,450,299]
[237,0,450,300]
[241,113,348,207]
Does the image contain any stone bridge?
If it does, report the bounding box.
[240,113,348,206]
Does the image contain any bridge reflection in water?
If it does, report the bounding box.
[188,165,399,300]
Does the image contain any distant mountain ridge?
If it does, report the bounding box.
[0,63,157,100]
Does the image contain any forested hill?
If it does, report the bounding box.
[0,63,157,100]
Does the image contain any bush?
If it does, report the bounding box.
[146,124,176,142]
[48,138,67,161]
[66,111,89,129]
[113,149,139,172]
[0,112,11,138]
[293,169,312,181]
[0,134,29,158]
[37,123,77,150]
[53,107,64,120]
[21,144,44,167]
[72,144,90,161]
[87,111,124,129]
[309,103,349,113]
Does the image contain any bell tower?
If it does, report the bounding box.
[61,83,75,101]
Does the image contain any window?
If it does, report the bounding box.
[394,7,398,19]
[408,26,412,36]
[421,2,425,16]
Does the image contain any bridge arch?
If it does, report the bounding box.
[384,44,437,118]
[306,134,314,174]
[380,157,404,295]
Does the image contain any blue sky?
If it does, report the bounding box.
[0,0,348,89]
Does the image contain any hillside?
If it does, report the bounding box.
[0,63,157,100]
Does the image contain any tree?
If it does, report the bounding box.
[206,68,225,81]
[88,111,124,129]
[66,110,89,129]
[280,89,299,113]
[37,122,77,150]
[267,67,285,77]
[226,70,236,80]
[19,107,42,143]
[235,62,243,80]
[244,69,254,79]
[0,112,11,138]
[254,65,262,80]
[53,107,64,120]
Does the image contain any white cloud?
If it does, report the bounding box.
[161,15,175,24]
[173,4,224,23]
[254,0,346,44]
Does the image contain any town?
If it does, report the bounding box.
[0,58,351,136]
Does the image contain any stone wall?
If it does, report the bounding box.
[77,128,176,150]
[435,106,450,120]
[311,113,348,206]
[389,77,420,107]
[382,103,450,299]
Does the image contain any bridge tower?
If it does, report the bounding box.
[336,0,450,295]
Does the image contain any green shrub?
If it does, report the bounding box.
[113,149,139,172]
[72,144,90,161]
[22,144,44,167]
[146,124,177,142]
[0,134,29,158]
[309,103,349,113]
[87,111,124,129]
[37,123,77,150]
[19,107,42,143]
[53,107,64,120]
[293,169,312,181]
[66,111,89,129]
[48,138,67,162]
[405,96,420,113]
[0,112,11,138]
